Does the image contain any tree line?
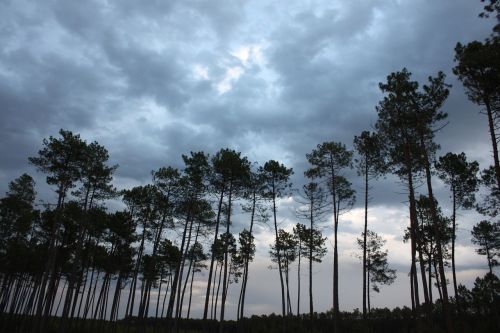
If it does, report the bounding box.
[1,1,500,333]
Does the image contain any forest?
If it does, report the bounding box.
[1,1,500,333]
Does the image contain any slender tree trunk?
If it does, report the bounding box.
[161,275,171,318]
[434,260,443,301]
[220,180,233,333]
[203,187,225,320]
[140,209,170,320]
[187,267,196,319]
[214,263,223,320]
[55,279,68,316]
[110,274,122,322]
[175,215,195,320]
[0,274,12,312]
[451,186,458,299]
[362,164,368,320]
[410,269,415,311]
[127,228,146,318]
[156,267,164,318]
[309,203,314,321]
[237,269,245,321]
[417,211,431,317]
[84,270,100,319]
[93,274,108,320]
[297,240,301,316]
[70,266,86,319]
[405,148,420,316]
[285,263,292,316]
[82,267,96,318]
[367,258,371,317]
[429,258,433,305]
[48,272,61,316]
[34,189,66,333]
[271,178,286,333]
[329,160,339,333]
[239,189,256,320]
[484,100,500,189]
[60,209,94,333]
[211,262,219,320]
[419,135,453,333]
[8,275,22,315]
[167,214,190,319]
[179,223,201,319]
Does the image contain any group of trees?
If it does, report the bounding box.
[0,1,500,333]
[0,135,337,333]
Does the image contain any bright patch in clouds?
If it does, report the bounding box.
[231,44,264,67]
[216,66,244,94]
[193,64,209,80]
[216,44,266,94]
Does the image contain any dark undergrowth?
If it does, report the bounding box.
[1,313,499,333]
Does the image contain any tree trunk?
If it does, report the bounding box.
[180,223,201,319]
[34,188,66,333]
[328,158,340,333]
[309,204,314,321]
[203,187,225,320]
[451,185,458,299]
[404,145,420,316]
[297,239,301,316]
[220,180,233,333]
[126,228,146,318]
[362,164,368,320]
[239,189,256,320]
[367,257,371,317]
[419,135,453,333]
[161,275,171,318]
[187,266,196,319]
[484,99,500,189]
[271,178,286,333]
[429,253,433,305]
[155,266,164,318]
[434,260,443,301]
[84,270,100,319]
[175,216,195,320]
[417,208,430,317]
[167,211,191,320]
[214,263,223,320]
[211,262,219,320]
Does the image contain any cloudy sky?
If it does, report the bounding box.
[0,0,498,319]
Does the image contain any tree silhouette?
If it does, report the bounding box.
[270,229,298,316]
[357,231,396,316]
[436,152,479,297]
[375,69,453,324]
[306,141,353,331]
[210,149,250,331]
[238,167,267,320]
[454,40,500,190]
[412,196,453,304]
[203,149,250,326]
[28,129,89,333]
[354,131,386,320]
[236,229,256,320]
[413,71,454,329]
[295,182,328,319]
[471,220,500,274]
[261,160,293,330]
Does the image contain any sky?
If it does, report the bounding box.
[0,0,498,319]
